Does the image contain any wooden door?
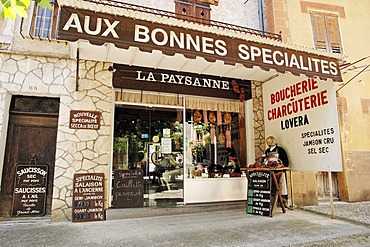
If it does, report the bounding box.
[0,114,58,217]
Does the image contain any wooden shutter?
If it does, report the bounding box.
[325,14,342,53]
[195,2,211,23]
[175,0,210,22]
[310,11,342,53]
[175,0,192,21]
[311,12,328,51]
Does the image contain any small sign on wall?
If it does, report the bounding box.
[69,110,101,130]
[72,173,105,222]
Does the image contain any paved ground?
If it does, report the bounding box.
[302,201,370,226]
[0,202,369,247]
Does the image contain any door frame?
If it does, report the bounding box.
[110,101,186,208]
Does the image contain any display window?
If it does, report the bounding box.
[184,109,245,179]
[111,89,247,208]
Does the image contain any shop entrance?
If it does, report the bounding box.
[0,96,59,218]
[112,105,184,207]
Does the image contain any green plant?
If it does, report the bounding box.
[113,137,128,155]
[171,121,184,150]
[1,0,52,20]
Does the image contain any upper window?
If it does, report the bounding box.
[31,0,59,39]
[10,95,60,114]
[175,0,211,22]
[310,11,342,54]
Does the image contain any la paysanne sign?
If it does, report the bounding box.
[57,6,342,82]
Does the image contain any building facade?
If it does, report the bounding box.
[0,0,364,222]
[265,0,370,204]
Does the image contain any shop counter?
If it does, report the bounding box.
[184,176,248,204]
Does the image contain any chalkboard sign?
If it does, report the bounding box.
[247,170,272,217]
[11,164,48,217]
[72,173,105,222]
[113,169,144,208]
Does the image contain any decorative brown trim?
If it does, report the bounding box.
[337,97,348,114]
[57,6,342,81]
[300,1,346,18]
[264,0,291,42]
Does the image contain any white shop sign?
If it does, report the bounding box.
[263,74,342,171]
[161,138,172,154]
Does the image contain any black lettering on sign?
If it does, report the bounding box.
[72,173,105,222]
[113,169,144,208]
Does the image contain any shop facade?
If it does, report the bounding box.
[0,0,342,221]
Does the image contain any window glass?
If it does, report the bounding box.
[10,95,60,114]
[185,109,244,178]
[113,105,184,207]
[32,0,57,39]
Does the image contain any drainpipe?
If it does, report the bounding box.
[258,0,265,31]
[76,48,80,91]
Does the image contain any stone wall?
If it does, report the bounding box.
[52,60,113,221]
[0,53,113,221]
[252,81,265,161]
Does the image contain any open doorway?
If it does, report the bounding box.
[112,105,184,208]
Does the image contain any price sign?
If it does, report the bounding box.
[72,173,105,222]
[247,171,272,217]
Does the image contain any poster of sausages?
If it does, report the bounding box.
[72,173,105,222]
[11,164,48,217]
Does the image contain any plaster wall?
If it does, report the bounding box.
[123,0,261,29]
[285,0,370,202]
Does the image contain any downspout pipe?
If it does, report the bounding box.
[258,0,265,32]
